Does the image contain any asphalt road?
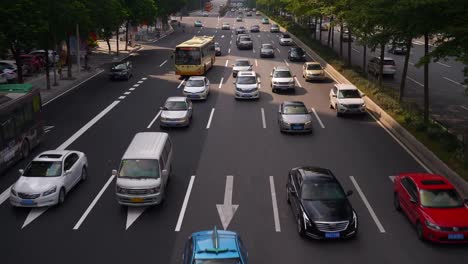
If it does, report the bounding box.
[1,10,467,264]
[314,23,468,134]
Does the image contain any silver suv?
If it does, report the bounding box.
[270,66,295,93]
[367,56,396,78]
[236,35,253,50]
[233,71,260,100]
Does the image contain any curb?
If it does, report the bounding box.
[266,14,468,197]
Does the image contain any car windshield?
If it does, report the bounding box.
[282,34,291,38]
[113,64,127,70]
[235,60,250,66]
[164,101,188,110]
[240,37,251,41]
[301,182,346,200]
[194,259,242,264]
[118,159,159,179]
[196,21,201,23]
[383,60,395,66]
[283,105,308,114]
[186,79,205,87]
[419,189,464,208]
[23,161,62,177]
[291,48,304,55]
[307,64,322,70]
[237,76,256,84]
[239,26,245,29]
[175,48,201,65]
[338,89,361,99]
[273,70,292,78]
[262,44,273,49]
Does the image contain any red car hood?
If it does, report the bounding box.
[422,205,468,227]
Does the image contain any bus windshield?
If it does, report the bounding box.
[175,48,201,65]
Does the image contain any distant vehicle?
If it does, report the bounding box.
[232,59,252,77]
[10,150,88,207]
[20,54,45,74]
[342,30,353,42]
[114,132,173,206]
[236,35,253,50]
[109,61,133,81]
[236,16,243,22]
[233,71,260,100]
[256,11,261,16]
[287,47,306,61]
[329,84,366,116]
[270,24,280,33]
[0,84,44,174]
[287,166,358,239]
[0,60,21,82]
[174,36,215,76]
[388,41,408,55]
[222,22,231,30]
[262,18,269,24]
[28,50,59,64]
[279,33,293,45]
[367,56,396,78]
[214,42,221,56]
[202,12,209,17]
[278,101,312,133]
[183,76,210,100]
[182,227,248,264]
[250,25,260,32]
[260,43,275,58]
[246,11,252,16]
[194,20,203,27]
[393,173,468,243]
[236,26,246,34]
[160,97,193,127]
[270,66,295,93]
[302,62,325,81]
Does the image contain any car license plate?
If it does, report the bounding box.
[131,197,144,203]
[292,125,303,130]
[21,199,34,205]
[448,234,464,240]
[188,94,198,98]
[325,232,340,238]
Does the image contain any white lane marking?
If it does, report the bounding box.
[147,110,162,128]
[253,49,256,53]
[175,176,195,231]
[141,77,148,80]
[352,48,361,53]
[311,108,325,128]
[389,176,396,182]
[258,35,261,38]
[73,175,115,230]
[460,106,468,111]
[57,101,120,150]
[230,40,232,45]
[177,79,185,89]
[261,108,266,129]
[218,77,224,89]
[129,87,136,91]
[206,108,215,129]
[409,62,415,66]
[42,69,104,106]
[255,59,258,67]
[0,186,12,205]
[284,59,289,66]
[216,176,239,230]
[228,48,231,54]
[133,84,140,87]
[159,60,168,67]
[137,81,144,84]
[294,77,302,88]
[269,176,281,232]
[118,96,126,100]
[225,60,229,67]
[22,208,48,229]
[276,48,281,53]
[126,207,148,230]
[271,40,274,44]
[443,77,463,86]
[221,35,225,38]
[349,176,386,233]
[437,62,451,68]
[124,92,131,95]
[215,30,218,34]
[407,76,424,87]
[197,30,200,34]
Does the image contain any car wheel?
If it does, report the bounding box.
[393,193,401,211]
[286,189,290,204]
[416,222,425,241]
[58,188,66,205]
[81,167,88,182]
[336,105,341,117]
[297,216,306,237]
[21,140,30,160]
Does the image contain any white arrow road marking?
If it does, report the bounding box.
[0,186,12,205]
[126,206,148,230]
[206,108,215,129]
[349,176,386,233]
[311,108,325,128]
[147,110,162,128]
[218,77,224,89]
[175,176,195,231]
[22,207,48,229]
[269,176,281,232]
[389,176,396,182]
[216,176,239,230]
[261,108,266,129]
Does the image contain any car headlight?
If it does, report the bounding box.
[361,103,366,108]
[116,186,126,194]
[339,103,347,108]
[10,187,17,196]
[147,187,159,194]
[304,121,311,125]
[273,81,279,85]
[425,220,441,231]
[302,211,311,226]
[351,211,358,228]
[43,186,57,196]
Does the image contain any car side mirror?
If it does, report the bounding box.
[112,169,117,176]
[162,169,169,177]
[19,169,24,175]
[346,190,353,196]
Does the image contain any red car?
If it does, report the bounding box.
[393,173,468,243]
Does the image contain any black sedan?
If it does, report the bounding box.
[250,25,260,32]
[286,166,358,239]
[109,61,133,80]
[288,47,306,61]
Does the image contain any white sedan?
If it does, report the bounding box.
[183,76,210,100]
[10,150,88,207]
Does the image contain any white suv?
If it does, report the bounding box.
[233,71,260,99]
[329,84,366,116]
[270,66,295,93]
[367,56,396,78]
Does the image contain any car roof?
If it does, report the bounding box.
[334,83,358,90]
[188,76,205,81]
[274,66,291,71]
[34,150,73,161]
[305,62,321,66]
[166,96,187,102]
[192,228,240,260]
[262,43,273,47]
[122,132,168,160]
[295,166,336,182]
[238,71,256,76]
[400,173,455,190]
[282,101,305,107]
[373,56,394,61]
[235,58,250,62]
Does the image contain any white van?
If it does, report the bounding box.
[114,132,173,206]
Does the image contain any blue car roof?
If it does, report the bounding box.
[192,229,241,260]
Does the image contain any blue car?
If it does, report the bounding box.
[183,227,248,264]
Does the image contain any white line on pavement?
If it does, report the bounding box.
[215,30,217,34]
[124,92,131,95]
[73,175,115,230]
[460,106,468,111]
[409,62,415,66]
[294,77,302,88]
[118,96,126,100]
[57,101,120,150]
[137,80,143,84]
[261,108,266,129]
[141,77,148,80]
[269,176,281,232]
[443,77,463,86]
[437,62,451,68]
[159,60,168,67]
[230,40,232,45]
[276,48,281,53]
[177,79,185,89]
[133,84,140,87]
[129,87,135,91]
[221,35,225,38]
[349,176,386,233]
[284,59,289,66]
[0,186,11,205]
[253,49,256,53]
[147,110,162,128]
[175,176,195,231]
[206,108,215,129]
[225,60,229,67]
[197,30,200,34]
[228,48,231,54]
[352,48,361,53]
[255,59,258,67]
[407,76,424,87]
[311,108,325,128]
[271,40,274,44]
[219,77,224,89]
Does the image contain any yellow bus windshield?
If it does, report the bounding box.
[175,47,201,65]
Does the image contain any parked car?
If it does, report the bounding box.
[110,61,133,80]
[302,62,325,81]
[278,101,312,133]
[260,43,275,58]
[287,166,358,239]
[367,56,396,78]
[222,22,231,30]
[233,71,260,100]
[29,50,59,64]
[342,30,353,42]
[393,173,468,243]
[329,84,366,116]
[10,150,88,207]
[20,54,45,74]
[270,24,280,33]
[160,97,192,127]
[0,72,8,84]
[183,76,210,100]
[279,33,293,45]
[250,25,260,32]
[236,35,253,50]
[288,47,306,61]
[214,42,221,56]
[236,16,243,22]
[0,60,19,82]
[232,59,252,77]
[270,66,295,93]
[236,26,246,34]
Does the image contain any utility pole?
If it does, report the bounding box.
[76,24,81,74]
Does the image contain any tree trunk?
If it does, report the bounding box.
[66,36,72,79]
[10,46,24,83]
[347,30,352,67]
[44,50,50,89]
[125,21,129,51]
[116,27,120,56]
[363,44,367,74]
[399,38,413,102]
[314,17,318,40]
[331,23,335,49]
[319,17,323,41]
[106,38,111,54]
[379,42,385,87]
[423,33,430,123]
[339,24,343,57]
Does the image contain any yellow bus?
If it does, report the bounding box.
[174,36,215,76]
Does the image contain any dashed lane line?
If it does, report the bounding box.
[407,76,424,87]
[294,77,302,88]
[147,110,162,128]
[177,79,185,89]
[269,176,281,232]
[225,60,229,67]
[352,48,361,53]
[137,80,144,84]
[133,84,140,87]
[218,77,224,89]
[276,48,281,53]
[175,176,196,231]
[141,77,147,80]
[261,108,266,129]
[437,62,451,68]
[255,59,258,67]
[124,92,131,95]
[311,108,325,128]
[228,48,231,54]
[443,77,464,87]
[206,108,215,129]
[284,59,289,66]
[129,87,136,91]
[159,60,168,67]
[118,96,126,100]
